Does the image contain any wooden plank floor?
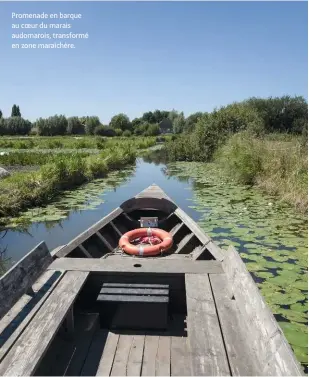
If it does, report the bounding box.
[78,273,264,376]
[82,330,192,376]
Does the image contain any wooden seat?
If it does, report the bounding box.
[0,270,89,376]
[97,283,169,330]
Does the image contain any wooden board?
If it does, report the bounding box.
[0,271,89,376]
[95,331,119,376]
[100,287,169,296]
[47,257,224,274]
[171,336,191,376]
[175,208,224,261]
[222,245,304,376]
[0,269,65,362]
[110,334,133,376]
[80,330,110,376]
[126,335,145,376]
[120,184,177,214]
[136,184,174,201]
[34,312,99,376]
[175,233,194,254]
[209,273,260,376]
[65,313,100,376]
[185,274,230,376]
[141,335,159,376]
[156,336,171,376]
[50,245,66,258]
[56,207,123,258]
[0,241,52,320]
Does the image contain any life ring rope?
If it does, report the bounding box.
[119,228,173,257]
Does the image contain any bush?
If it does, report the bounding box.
[215,132,264,184]
[145,124,160,136]
[115,128,123,137]
[47,140,63,149]
[215,132,308,211]
[73,140,91,149]
[95,137,106,149]
[67,117,85,135]
[94,125,116,137]
[166,103,263,162]
[123,130,132,137]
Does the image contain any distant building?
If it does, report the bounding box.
[159,118,172,134]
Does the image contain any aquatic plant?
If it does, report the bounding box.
[5,166,135,228]
[166,161,308,367]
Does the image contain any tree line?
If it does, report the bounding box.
[0,95,307,137]
[166,95,308,162]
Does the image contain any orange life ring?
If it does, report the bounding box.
[119,228,173,256]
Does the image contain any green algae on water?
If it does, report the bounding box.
[3,167,135,229]
[166,161,308,368]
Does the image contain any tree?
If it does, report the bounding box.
[131,118,143,130]
[184,112,204,133]
[67,116,85,134]
[0,117,32,135]
[153,110,169,123]
[0,110,2,119]
[109,113,131,131]
[142,111,156,124]
[168,109,179,124]
[172,112,186,134]
[35,115,68,136]
[246,95,308,134]
[11,104,21,117]
[84,116,101,135]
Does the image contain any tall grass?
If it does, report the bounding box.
[0,148,136,222]
[0,136,157,150]
[0,151,91,166]
[215,132,308,212]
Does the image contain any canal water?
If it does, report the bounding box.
[1,156,308,370]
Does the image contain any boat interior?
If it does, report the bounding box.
[54,186,218,261]
[0,185,304,377]
[34,271,190,376]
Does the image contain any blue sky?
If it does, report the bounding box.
[0,1,307,124]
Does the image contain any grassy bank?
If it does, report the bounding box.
[0,151,93,166]
[0,147,136,223]
[0,136,159,150]
[214,132,308,212]
[0,136,170,224]
[164,97,308,212]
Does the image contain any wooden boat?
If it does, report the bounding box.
[0,184,305,376]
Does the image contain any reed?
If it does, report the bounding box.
[0,148,136,222]
[215,132,308,212]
